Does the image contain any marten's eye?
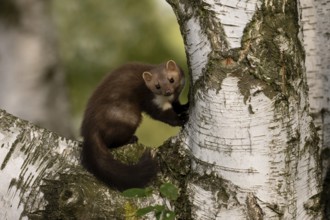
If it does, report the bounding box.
[169,78,175,83]
[155,84,161,89]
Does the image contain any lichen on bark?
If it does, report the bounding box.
[0,110,161,219]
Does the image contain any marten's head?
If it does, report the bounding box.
[142,60,184,96]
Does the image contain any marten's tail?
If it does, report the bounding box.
[81,133,158,191]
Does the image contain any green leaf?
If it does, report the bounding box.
[155,210,162,220]
[136,205,165,217]
[159,183,179,201]
[153,205,165,212]
[121,187,152,198]
[136,206,155,217]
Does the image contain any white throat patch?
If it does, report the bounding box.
[153,95,174,111]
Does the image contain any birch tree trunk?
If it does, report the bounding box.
[0,0,327,219]
[0,110,80,220]
[299,0,330,173]
[298,0,330,217]
[167,0,323,219]
[0,0,72,137]
[0,110,164,219]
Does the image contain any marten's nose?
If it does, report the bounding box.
[165,90,172,96]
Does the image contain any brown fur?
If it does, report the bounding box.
[81,60,188,190]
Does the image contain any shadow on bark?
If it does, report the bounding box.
[321,148,330,219]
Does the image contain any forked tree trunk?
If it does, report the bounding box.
[168,0,323,219]
[0,0,328,219]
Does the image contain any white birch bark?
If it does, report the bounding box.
[0,110,163,219]
[0,110,79,219]
[298,0,330,175]
[0,0,325,218]
[169,0,322,219]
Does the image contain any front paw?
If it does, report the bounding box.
[173,102,189,114]
[181,102,189,112]
[178,112,189,126]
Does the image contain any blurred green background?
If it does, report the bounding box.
[51,0,188,146]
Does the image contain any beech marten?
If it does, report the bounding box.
[81,60,188,190]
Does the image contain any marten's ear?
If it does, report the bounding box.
[166,60,177,71]
[142,72,153,82]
